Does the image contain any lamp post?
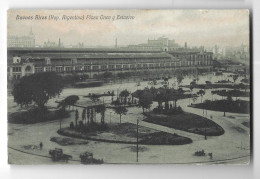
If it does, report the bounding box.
[60,117,61,130]
[110,112,112,124]
[136,118,139,163]
[117,87,119,100]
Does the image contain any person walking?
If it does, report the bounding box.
[39,142,43,150]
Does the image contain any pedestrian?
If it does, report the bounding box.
[209,152,213,159]
[39,142,43,150]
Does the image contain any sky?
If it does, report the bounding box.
[7,9,250,48]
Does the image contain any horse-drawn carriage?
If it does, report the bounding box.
[80,152,103,164]
[194,150,206,156]
[49,148,72,162]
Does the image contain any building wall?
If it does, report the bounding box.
[7,50,213,80]
[8,36,35,48]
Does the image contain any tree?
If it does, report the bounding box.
[232,74,239,84]
[119,89,130,105]
[82,108,86,125]
[12,72,64,110]
[138,91,153,113]
[170,88,183,109]
[58,95,79,110]
[205,81,212,85]
[113,106,128,124]
[218,90,227,100]
[189,85,194,105]
[87,107,90,124]
[190,80,197,87]
[197,90,205,103]
[237,83,247,92]
[211,91,216,101]
[103,72,113,79]
[75,109,79,127]
[176,75,184,87]
[96,104,106,124]
[154,90,164,110]
[90,94,100,103]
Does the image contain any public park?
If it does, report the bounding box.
[7,69,251,164]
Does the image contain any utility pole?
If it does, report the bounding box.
[117,88,119,100]
[137,119,139,163]
[110,112,112,124]
[204,128,207,140]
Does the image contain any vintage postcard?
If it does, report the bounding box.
[7,9,251,164]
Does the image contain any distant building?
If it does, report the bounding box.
[224,44,250,61]
[43,39,64,48]
[43,40,57,48]
[72,42,84,48]
[7,27,35,48]
[213,59,248,74]
[128,36,180,51]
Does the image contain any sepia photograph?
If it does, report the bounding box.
[7,9,251,165]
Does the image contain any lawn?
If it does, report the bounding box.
[144,112,224,136]
[58,123,192,145]
[190,100,250,114]
[8,108,70,124]
[181,83,250,90]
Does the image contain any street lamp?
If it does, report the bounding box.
[110,111,112,124]
[136,118,139,163]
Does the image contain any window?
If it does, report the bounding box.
[109,65,114,70]
[92,65,99,71]
[12,67,21,72]
[45,58,51,65]
[45,66,52,72]
[25,66,32,72]
[123,64,129,69]
[71,58,77,64]
[75,66,82,71]
[84,66,90,71]
[130,64,135,69]
[56,66,63,72]
[35,67,43,73]
[116,65,121,70]
[101,65,107,70]
[65,66,72,72]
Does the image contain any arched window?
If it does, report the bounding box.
[25,66,32,72]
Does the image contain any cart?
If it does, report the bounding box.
[49,148,72,162]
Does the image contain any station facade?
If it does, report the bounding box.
[7,48,213,80]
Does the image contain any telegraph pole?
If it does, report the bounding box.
[137,119,139,163]
[110,112,112,124]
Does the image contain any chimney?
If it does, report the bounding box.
[115,38,117,48]
[59,38,61,48]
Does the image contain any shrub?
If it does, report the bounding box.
[111,100,121,106]
[55,108,70,118]
[153,107,160,114]
[70,122,75,129]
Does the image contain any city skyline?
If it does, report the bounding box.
[8,10,249,48]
